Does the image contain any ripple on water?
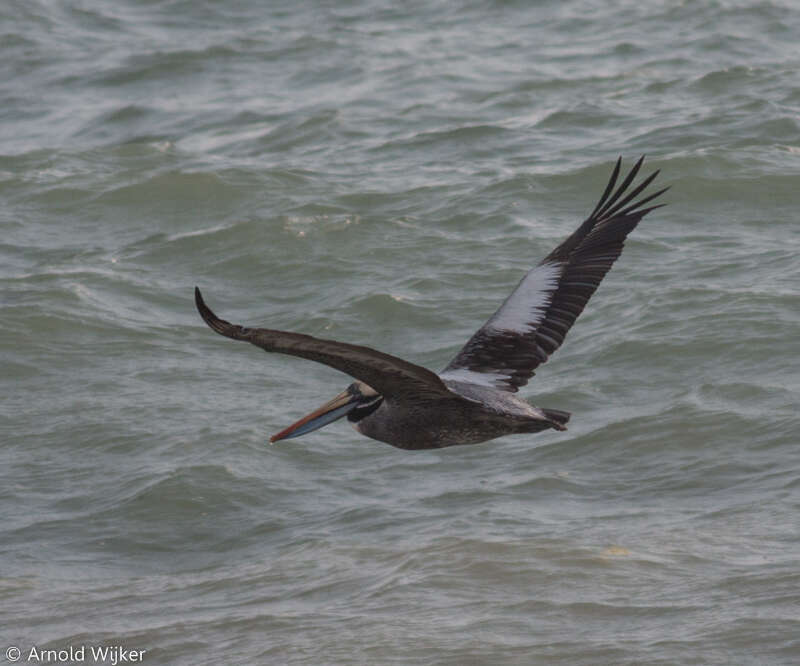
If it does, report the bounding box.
[3,0,800,663]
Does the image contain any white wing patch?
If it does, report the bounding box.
[439,261,563,390]
[486,261,562,333]
[439,367,509,388]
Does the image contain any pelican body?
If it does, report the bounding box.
[196,157,666,450]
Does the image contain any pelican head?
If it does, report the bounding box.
[270,381,383,442]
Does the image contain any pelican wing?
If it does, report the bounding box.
[195,287,455,404]
[441,156,668,393]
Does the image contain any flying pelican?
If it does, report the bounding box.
[195,157,666,450]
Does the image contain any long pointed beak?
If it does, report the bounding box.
[270,388,360,442]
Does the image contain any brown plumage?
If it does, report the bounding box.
[195,157,667,449]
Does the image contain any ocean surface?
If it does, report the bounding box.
[2,1,799,664]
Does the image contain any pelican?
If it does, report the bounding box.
[195,157,667,450]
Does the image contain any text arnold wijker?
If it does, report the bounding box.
[26,645,145,664]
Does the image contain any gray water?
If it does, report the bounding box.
[2,1,799,664]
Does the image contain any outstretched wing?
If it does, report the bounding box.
[441,156,667,393]
[195,287,456,404]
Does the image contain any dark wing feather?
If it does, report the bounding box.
[441,156,668,393]
[195,287,455,404]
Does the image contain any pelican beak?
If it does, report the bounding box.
[270,387,361,442]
